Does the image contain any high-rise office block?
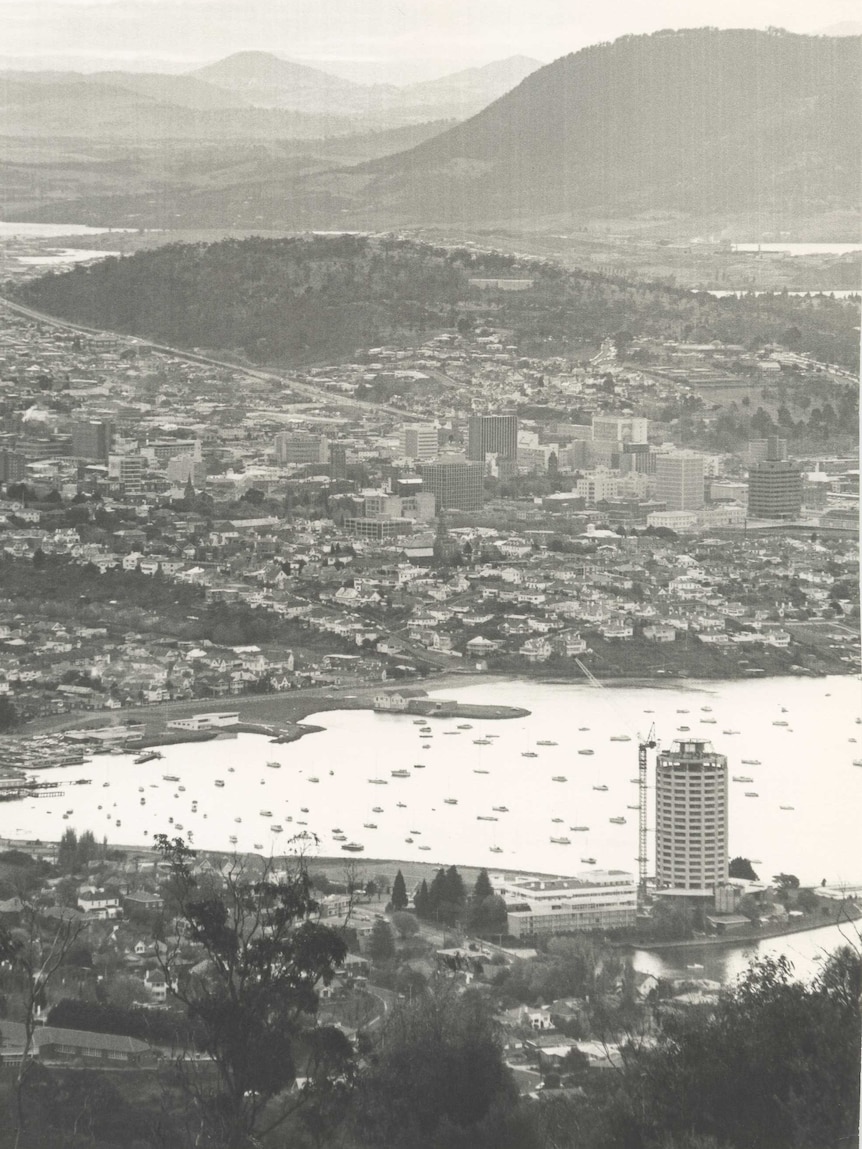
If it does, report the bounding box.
[0,448,26,484]
[747,437,802,519]
[400,424,439,462]
[655,739,728,892]
[107,453,145,494]
[329,443,348,480]
[620,443,657,475]
[467,415,518,463]
[416,456,485,512]
[592,415,649,445]
[274,433,329,466]
[656,452,705,511]
[72,420,114,461]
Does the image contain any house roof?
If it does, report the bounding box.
[1,1021,151,1055]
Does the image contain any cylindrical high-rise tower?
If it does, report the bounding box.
[655,738,728,891]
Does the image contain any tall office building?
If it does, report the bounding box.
[329,443,348,480]
[656,452,705,511]
[274,433,329,466]
[467,415,518,463]
[747,437,802,519]
[655,739,728,892]
[0,448,26,485]
[400,424,439,462]
[72,420,114,461]
[416,456,485,512]
[107,453,145,494]
[592,415,649,445]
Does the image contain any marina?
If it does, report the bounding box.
[0,676,858,886]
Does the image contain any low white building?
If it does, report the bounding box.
[167,711,239,731]
[497,871,637,938]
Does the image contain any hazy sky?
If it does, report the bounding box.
[1,0,858,82]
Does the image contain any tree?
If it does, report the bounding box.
[473,869,494,900]
[773,872,800,890]
[468,894,508,939]
[57,827,79,874]
[391,912,420,941]
[414,879,430,919]
[152,834,350,1149]
[0,904,86,1146]
[639,951,861,1149]
[368,919,396,965]
[0,696,19,732]
[347,986,518,1147]
[729,856,759,881]
[391,869,408,911]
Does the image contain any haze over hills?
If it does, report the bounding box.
[190,51,395,116]
[328,28,861,225]
[0,31,857,241]
[0,52,542,139]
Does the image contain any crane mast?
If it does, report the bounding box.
[638,725,658,899]
[575,659,657,902]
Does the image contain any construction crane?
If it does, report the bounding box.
[574,659,658,900]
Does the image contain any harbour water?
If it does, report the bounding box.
[631,918,860,985]
[15,249,121,267]
[699,289,859,299]
[730,242,861,256]
[3,676,859,890]
[0,222,134,238]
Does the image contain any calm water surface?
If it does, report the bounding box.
[5,676,859,884]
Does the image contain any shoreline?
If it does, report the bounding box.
[19,668,849,744]
[626,902,861,953]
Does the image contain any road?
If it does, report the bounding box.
[0,296,409,419]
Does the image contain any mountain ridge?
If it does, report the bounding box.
[342,28,861,223]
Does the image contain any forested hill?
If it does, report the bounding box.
[351,28,861,221]
[12,235,860,370]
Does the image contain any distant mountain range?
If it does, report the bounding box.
[0,52,542,139]
[336,28,861,223]
[1,31,858,235]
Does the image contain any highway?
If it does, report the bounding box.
[0,295,410,420]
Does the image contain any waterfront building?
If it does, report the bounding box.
[497,871,638,938]
[467,414,518,464]
[655,738,728,892]
[416,456,485,512]
[747,437,803,519]
[656,452,705,511]
[400,424,439,462]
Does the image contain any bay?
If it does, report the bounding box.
[4,675,859,889]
